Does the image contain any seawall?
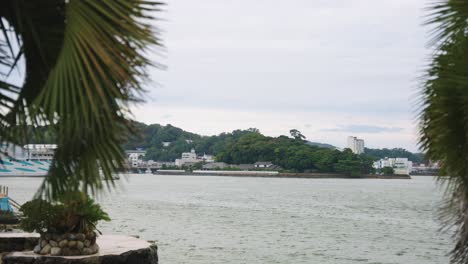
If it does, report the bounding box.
[153,171,411,179]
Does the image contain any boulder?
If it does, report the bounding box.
[50,240,58,247]
[58,240,68,248]
[39,244,51,255]
[50,247,61,256]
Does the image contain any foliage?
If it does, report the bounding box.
[216,133,374,174]
[0,0,161,199]
[123,122,259,161]
[380,167,394,176]
[364,148,426,164]
[289,129,306,141]
[422,1,468,263]
[20,192,110,234]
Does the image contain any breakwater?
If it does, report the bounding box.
[153,170,411,179]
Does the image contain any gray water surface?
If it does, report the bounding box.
[2,175,452,264]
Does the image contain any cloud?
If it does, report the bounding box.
[321,125,403,134]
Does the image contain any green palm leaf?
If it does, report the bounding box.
[422,1,468,263]
[0,0,162,199]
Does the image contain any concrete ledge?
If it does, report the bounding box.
[0,233,39,252]
[2,235,158,264]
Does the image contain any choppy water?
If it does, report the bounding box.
[2,175,452,264]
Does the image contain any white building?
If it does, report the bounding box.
[347,136,365,154]
[126,150,146,167]
[202,153,215,163]
[175,148,199,167]
[373,157,413,175]
[23,144,57,161]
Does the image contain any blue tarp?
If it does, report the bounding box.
[0,197,13,213]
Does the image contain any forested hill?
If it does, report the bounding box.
[123,122,424,162]
[124,122,376,175]
[123,122,261,162]
[29,122,425,171]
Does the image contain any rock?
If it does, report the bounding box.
[69,248,81,256]
[68,234,76,241]
[33,245,41,254]
[76,233,86,241]
[58,239,68,248]
[50,247,61,256]
[82,247,93,255]
[89,243,99,254]
[49,240,58,247]
[60,247,71,256]
[84,240,91,247]
[39,244,51,255]
[40,240,48,248]
[51,234,59,241]
[77,241,84,249]
[68,240,77,248]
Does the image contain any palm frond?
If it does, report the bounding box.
[0,0,162,199]
[422,1,468,263]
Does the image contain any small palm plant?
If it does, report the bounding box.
[1,0,161,255]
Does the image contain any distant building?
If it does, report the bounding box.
[23,144,57,161]
[202,154,215,163]
[126,150,146,167]
[373,157,413,175]
[162,142,171,148]
[254,161,274,168]
[175,148,199,167]
[347,136,365,154]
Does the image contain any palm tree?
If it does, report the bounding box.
[0,0,162,199]
[422,1,468,263]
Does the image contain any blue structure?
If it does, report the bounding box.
[0,197,13,213]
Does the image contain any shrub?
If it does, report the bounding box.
[20,192,110,235]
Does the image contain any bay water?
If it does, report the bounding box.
[2,175,451,264]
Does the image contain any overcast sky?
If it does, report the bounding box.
[131,0,430,152]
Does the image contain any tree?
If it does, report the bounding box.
[289,129,306,141]
[380,167,394,176]
[0,0,161,199]
[422,2,468,263]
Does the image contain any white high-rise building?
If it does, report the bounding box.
[347,136,365,154]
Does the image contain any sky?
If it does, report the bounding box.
[4,0,430,152]
[132,0,431,151]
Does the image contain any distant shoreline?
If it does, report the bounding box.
[152,171,411,179]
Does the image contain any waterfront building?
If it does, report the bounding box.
[0,144,55,177]
[126,150,146,167]
[202,154,215,163]
[347,136,365,154]
[23,144,57,161]
[175,149,199,167]
[373,157,413,175]
[254,161,274,168]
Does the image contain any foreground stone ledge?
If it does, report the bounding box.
[0,233,39,252]
[2,235,158,264]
